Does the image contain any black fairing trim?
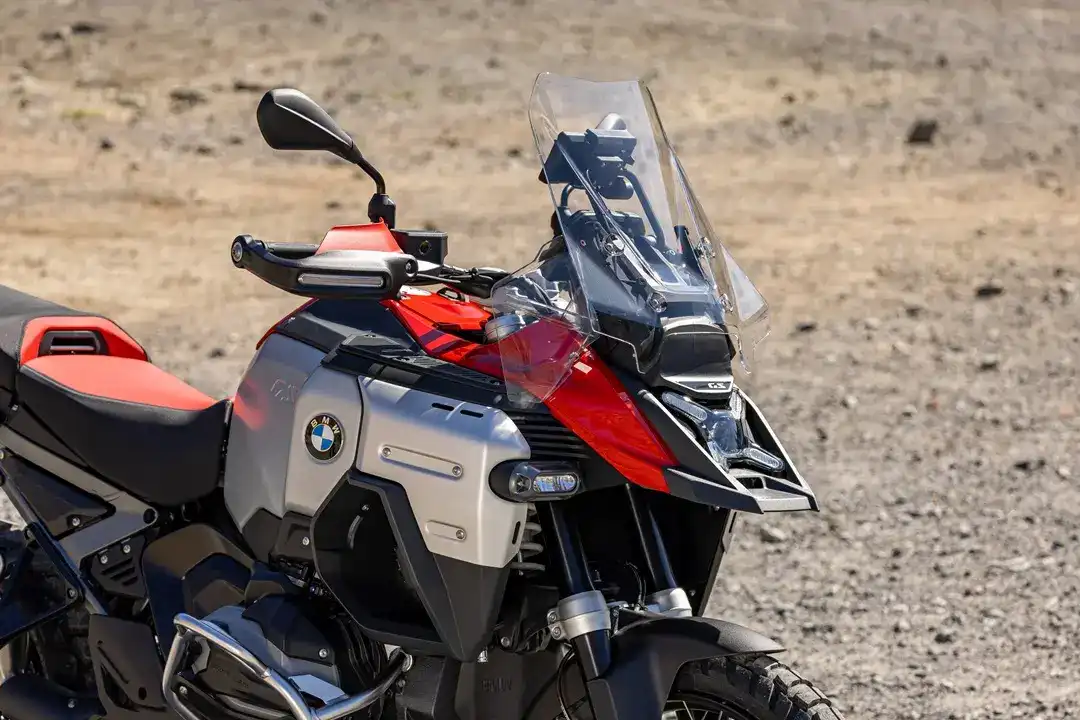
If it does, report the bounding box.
[141,524,253,651]
[1,454,109,537]
[311,471,509,661]
[242,594,334,666]
[241,508,281,563]
[89,615,171,719]
[0,674,103,720]
[572,615,783,720]
[393,655,461,720]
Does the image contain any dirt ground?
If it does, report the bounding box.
[2,0,1079,717]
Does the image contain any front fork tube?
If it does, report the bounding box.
[539,488,680,682]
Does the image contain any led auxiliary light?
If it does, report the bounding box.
[508,462,581,501]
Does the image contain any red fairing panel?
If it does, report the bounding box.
[384,298,675,492]
[315,222,400,255]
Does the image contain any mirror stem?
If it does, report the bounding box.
[343,145,386,195]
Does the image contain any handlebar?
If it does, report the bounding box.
[230,234,417,300]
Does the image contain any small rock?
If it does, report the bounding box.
[70,21,106,35]
[325,200,343,210]
[841,395,858,409]
[98,136,114,151]
[309,11,327,24]
[169,87,208,110]
[893,618,911,633]
[505,146,523,158]
[794,320,818,333]
[225,135,244,146]
[904,303,924,318]
[906,119,939,145]
[207,347,226,359]
[759,525,787,544]
[933,630,956,644]
[901,405,917,418]
[782,92,797,104]
[977,355,1000,372]
[194,144,215,156]
[974,280,1005,298]
[1057,466,1071,479]
[232,78,263,93]
[935,53,949,69]
[1013,458,1045,472]
[863,317,881,331]
[39,27,71,42]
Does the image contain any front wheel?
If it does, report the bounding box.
[664,655,845,720]
[565,655,846,720]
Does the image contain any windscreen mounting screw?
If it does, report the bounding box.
[455,529,466,540]
[381,447,392,458]
[451,465,463,477]
[70,517,82,528]
[318,648,329,659]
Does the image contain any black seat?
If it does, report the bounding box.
[15,355,228,507]
[0,285,226,507]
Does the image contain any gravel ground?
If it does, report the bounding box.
[1,1,1078,717]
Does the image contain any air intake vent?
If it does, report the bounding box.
[507,410,590,461]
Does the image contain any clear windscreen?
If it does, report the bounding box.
[492,74,770,407]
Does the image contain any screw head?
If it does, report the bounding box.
[455,529,466,540]
[122,543,131,554]
[381,447,392,458]
[178,686,188,696]
[98,553,108,565]
[550,627,563,640]
[361,504,370,512]
[0,449,5,460]
[68,699,76,709]
[301,536,310,547]
[546,610,558,624]
[500,636,511,648]
[230,240,244,264]
[70,516,82,528]
[451,465,463,477]
[318,648,329,659]
[67,588,77,599]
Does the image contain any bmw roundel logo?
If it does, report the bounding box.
[305,414,344,462]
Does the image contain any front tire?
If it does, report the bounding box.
[667,655,846,720]
[565,654,846,720]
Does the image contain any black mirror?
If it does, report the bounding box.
[257,88,356,160]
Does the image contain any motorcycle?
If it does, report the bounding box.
[0,73,845,720]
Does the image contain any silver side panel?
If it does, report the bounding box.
[224,334,325,530]
[355,378,530,568]
[0,427,154,565]
[283,366,363,517]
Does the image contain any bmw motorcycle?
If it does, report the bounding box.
[0,74,845,720]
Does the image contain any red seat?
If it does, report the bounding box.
[0,285,227,507]
[15,355,229,507]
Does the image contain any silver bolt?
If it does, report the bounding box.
[451,465,463,477]
[301,537,310,547]
[361,505,370,512]
[546,610,558,624]
[68,699,76,709]
[455,529,466,540]
[122,544,131,555]
[318,648,329,659]
[178,686,188,696]
[381,447,392,458]
[70,517,81,528]
[477,649,489,663]
[0,449,5,460]
[98,553,108,565]
[500,636,511,648]
[550,627,563,640]
[67,588,77,599]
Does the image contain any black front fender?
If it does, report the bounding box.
[584,614,783,720]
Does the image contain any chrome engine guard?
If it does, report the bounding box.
[162,613,411,720]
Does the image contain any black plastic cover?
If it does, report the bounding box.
[89,615,175,720]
